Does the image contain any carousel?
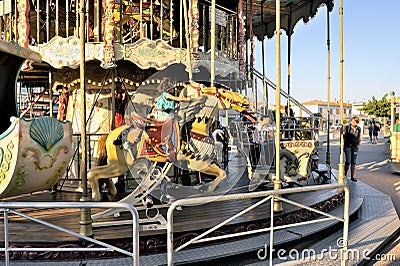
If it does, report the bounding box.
[0,0,355,265]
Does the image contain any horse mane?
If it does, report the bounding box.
[96,135,108,166]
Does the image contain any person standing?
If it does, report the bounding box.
[343,116,361,182]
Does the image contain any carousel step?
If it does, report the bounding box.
[271,181,400,266]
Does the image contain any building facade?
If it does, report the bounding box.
[292,100,352,129]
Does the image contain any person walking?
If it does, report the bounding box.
[372,122,380,144]
[368,122,373,144]
[343,116,361,182]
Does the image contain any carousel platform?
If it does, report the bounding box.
[1,150,398,265]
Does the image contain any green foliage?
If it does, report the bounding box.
[359,94,390,118]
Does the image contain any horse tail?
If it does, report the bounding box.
[96,135,108,166]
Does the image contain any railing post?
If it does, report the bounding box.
[167,204,176,266]
[273,178,283,212]
[3,210,9,266]
[338,126,345,186]
[341,186,350,266]
[130,205,140,266]
[269,197,274,266]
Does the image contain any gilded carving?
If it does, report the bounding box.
[125,38,181,69]
[0,142,14,181]
[101,0,116,68]
[2,165,27,196]
[30,117,64,151]
[46,161,67,187]
[17,0,30,48]
[0,147,3,181]
[189,0,199,60]
[32,37,121,69]
[22,145,70,170]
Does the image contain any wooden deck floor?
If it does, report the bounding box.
[0,179,338,244]
[0,148,339,246]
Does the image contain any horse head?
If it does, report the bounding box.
[180,82,251,113]
[212,87,250,113]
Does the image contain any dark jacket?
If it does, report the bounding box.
[344,124,361,148]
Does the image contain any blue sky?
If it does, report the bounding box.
[254,0,400,104]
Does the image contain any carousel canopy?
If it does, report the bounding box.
[249,0,334,40]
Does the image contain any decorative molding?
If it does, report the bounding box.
[197,50,240,77]
[46,161,68,187]
[32,36,80,69]
[124,38,184,70]
[2,165,28,196]
[22,145,69,171]
[101,0,117,68]
[17,0,30,48]
[0,142,13,181]
[189,0,199,60]
[0,40,41,63]
[30,117,64,151]
[51,61,152,92]
[31,36,123,69]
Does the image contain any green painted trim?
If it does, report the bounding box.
[0,118,18,140]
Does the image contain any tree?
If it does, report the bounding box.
[359,94,391,118]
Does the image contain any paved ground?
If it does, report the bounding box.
[319,132,400,265]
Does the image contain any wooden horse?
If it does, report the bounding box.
[87,83,252,201]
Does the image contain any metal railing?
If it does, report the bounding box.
[248,65,314,116]
[0,201,139,266]
[167,183,349,266]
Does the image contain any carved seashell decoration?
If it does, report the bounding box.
[30,117,65,151]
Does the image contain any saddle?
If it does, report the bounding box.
[145,116,174,147]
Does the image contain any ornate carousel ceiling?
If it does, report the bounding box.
[248,0,334,40]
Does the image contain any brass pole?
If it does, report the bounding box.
[261,1,268,114]
[170,0,174,44]
[150,0,153,40]
[160,0,163,40]
[49,71,53,117]
[79,0,93,237]
[46,0,49,41]
[244,0,248,96]
[119,0,123,43]
[140,0,143,38]
[55,0,59,36]
[183,0,193,81]
[210,0,216,86]
[286,5,292,117]
[274,0,283,213]
[111,69,116,129]
[249,0,254,109]
[326,1,331,166]
[66,0,69,38]
[338,0,345,184]
[180,0,183,48]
